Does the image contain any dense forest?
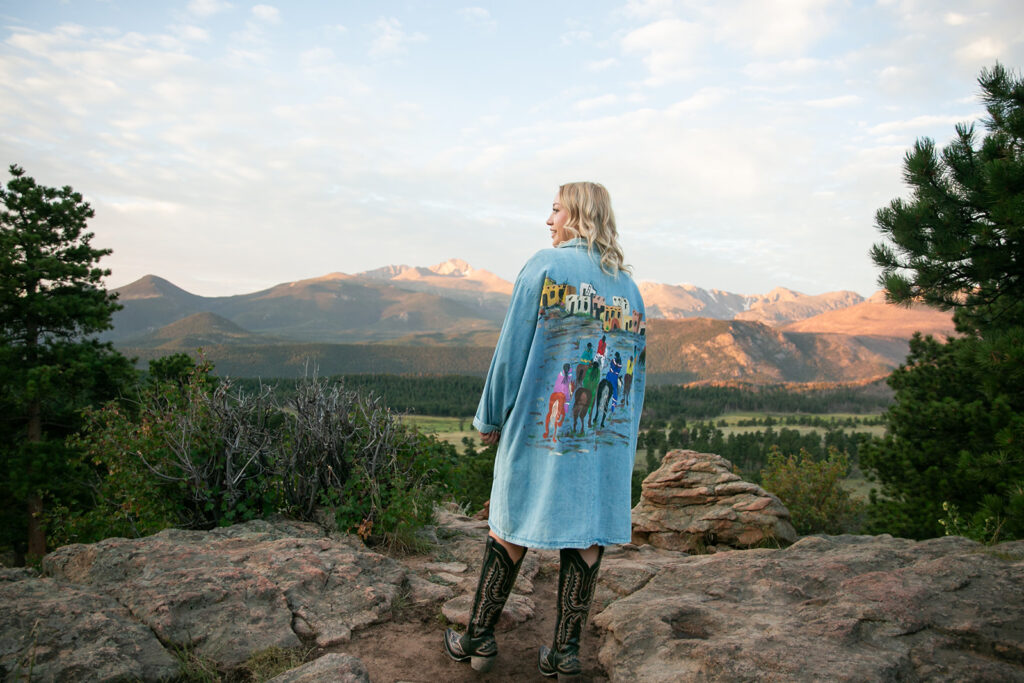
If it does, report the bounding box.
[640,381,892,420]
[639,419,875,482]
[233,374,893,421]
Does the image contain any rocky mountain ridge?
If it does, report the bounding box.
[106,260,955,382]
[637,282,868,327]
[644,318,914,384]
[781,290,956,338]
[109,259,953,343]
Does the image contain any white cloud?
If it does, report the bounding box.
[667,86,731,114]
[805,94,861,108]
[574,94,618,111]
[944,12,969,26]
[560,30,592,46]
[187,0,232,17]
[458,7,496,31]
[299,46,335,71]
[621,18,704,84]
[955,36,1005,63]
[251,5,280,24]
[713,0,835,57]
[587,57,619,72]
[743,58,825,80]
[868,113,982,136]
[369,17,426,58]
[225,47,267,66]
[172,25,210,42]
[619,0,676,20]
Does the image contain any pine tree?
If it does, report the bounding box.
[863,64,1024,540]
[0,165,135,561]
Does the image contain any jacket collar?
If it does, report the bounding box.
[556,237,587,249]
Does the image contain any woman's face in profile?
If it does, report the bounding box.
[547,191,572,247]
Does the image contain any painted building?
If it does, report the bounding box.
[612,295,631,321]
[564,292,593,316]
[541,278,577,308]
[603,305,623,332]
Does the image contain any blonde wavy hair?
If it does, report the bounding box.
[558,181,630,275]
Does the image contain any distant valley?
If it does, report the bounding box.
[108,258,955,384]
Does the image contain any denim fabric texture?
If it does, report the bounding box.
[473,237,647,549]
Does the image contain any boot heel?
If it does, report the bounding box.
[471,655,496,672]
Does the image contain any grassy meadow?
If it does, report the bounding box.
[402,410,884,502]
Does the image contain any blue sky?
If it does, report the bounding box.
[2,0,1022,297]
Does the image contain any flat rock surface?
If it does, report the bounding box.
[38,518,407,669]
[0,576,180,681]
[594,534,1024,682]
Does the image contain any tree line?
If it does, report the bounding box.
[639,419,874,482]
[233,374,892,422]
[640,382,892,420]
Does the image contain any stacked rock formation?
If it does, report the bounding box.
[631,449,797,551]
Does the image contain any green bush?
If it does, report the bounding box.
[58,358,459,551]
[761,446,864,535]
[273,374,455,551]
[445,436,495,514]
[938,486,1024,545]
[60,359,279,544]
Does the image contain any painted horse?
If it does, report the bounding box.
[572,386,593,434]
[543,392,566,442]
[592,378,615,429]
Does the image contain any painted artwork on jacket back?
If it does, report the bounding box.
[527,277,646,454]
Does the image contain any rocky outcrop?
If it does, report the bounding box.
[43,519,406,663]
[1,519,406,679]
[594,534,1024,682]
[631,449,797,551]
[3,505,1023,681]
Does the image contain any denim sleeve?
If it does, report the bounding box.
[472,255,547,433]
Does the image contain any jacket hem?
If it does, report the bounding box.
[488,521,630,550]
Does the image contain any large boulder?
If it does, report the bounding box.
[631,449,797,551]
[594,534,1024,681]
[37,519,406,670]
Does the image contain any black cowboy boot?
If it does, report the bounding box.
[443,536,524,672]
[538,546,604,680]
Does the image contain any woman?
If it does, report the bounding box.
[443,182,647,679]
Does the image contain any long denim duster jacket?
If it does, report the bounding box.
[474,237,647,549]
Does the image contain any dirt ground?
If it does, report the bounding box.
[333,554,611,683]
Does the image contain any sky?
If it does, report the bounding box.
[1,0,1022,298]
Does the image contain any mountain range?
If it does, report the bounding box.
[107,259,955,383]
